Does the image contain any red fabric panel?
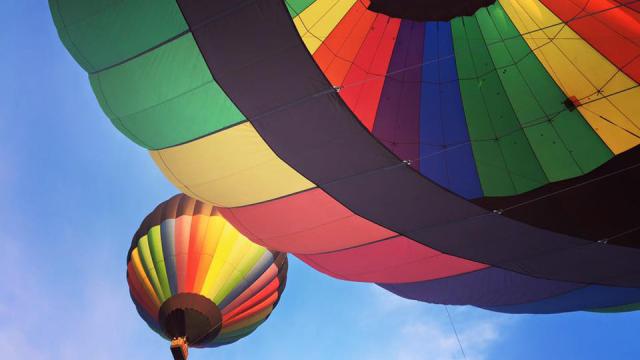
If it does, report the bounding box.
[223,294,277,327]
[616,0,640,12]
[313,2,377,86]
[127,263,159,319]
[184,209,212,292]
[220,188,396,254]
[339,14,401,130]
[298,236,488,283]
[220,264,279,315]
[223,278,280,325]
[541,0,640,82]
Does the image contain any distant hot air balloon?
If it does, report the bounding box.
[127,194,287,359]
[52,0,640,313]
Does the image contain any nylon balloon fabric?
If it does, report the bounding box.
[127,194,287,348]
[51,0,640,313]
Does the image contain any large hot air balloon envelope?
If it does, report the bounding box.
[127,194,287,358]
[52,0,640,313]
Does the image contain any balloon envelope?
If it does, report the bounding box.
[51,0,640,313]
[127,194,287,349]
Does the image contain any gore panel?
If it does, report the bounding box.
[150,123,315,207]
[483,285,640,314]
[312,3,377,87]
[220,188,397,254]
[89,34,244,149]
[49,0,187,72]
[451,14,548,195]
[379,267,584,307]
[372,20,423,171]
[540,0,640,83]
[340,15,401,131]
[286,0,316,16]
[420,21,482,199]
[500,0,640,155]
[477,5,612,179]
[299,236,487,282]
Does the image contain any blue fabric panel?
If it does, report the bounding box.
[483,285,640,314]
[419,21,482,199]
[161,218,178,295]
[379,267,582,308]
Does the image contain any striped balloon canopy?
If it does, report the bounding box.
[52,0,640,314]
[127,194,287,354]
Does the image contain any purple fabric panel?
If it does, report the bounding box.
[372,20,423,170]
[378,267,583,307]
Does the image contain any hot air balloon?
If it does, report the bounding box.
[52,0,640,313]
[127,194,287,359]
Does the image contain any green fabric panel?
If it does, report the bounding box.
[452,15,548,196]
[552,111,612,174]
[497,131,551,191]
[138,235,167,302]
[214,247,266,304]
[478,5,612,181]
[215,321,264,344]
[49,0,187,73]
[148,226,172,298]
[90,34,245,150]
[286,0,317,16]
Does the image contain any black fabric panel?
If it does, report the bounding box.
[473,146,640,247]
[177,0,640,287]
[368,0,496,21]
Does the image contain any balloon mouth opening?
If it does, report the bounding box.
[367,0,496,21]
[159,293,222,347]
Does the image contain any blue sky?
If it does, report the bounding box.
[2,1,640,359]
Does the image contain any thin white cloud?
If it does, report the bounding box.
[360,285,515,360]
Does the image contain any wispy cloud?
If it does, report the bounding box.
[359,285,515,360]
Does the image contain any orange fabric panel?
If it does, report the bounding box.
[313,2,377,86]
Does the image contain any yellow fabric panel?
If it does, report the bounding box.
[293,0,357,53]
[214,242,266,304]
[500,0,640,154]
[137,235,167,302]
[131,248,161,307]
[209,239,252,303]
[200,215,226,256]
[192,216,225,294]
[201,223,241,302]
[150,122,315,207]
